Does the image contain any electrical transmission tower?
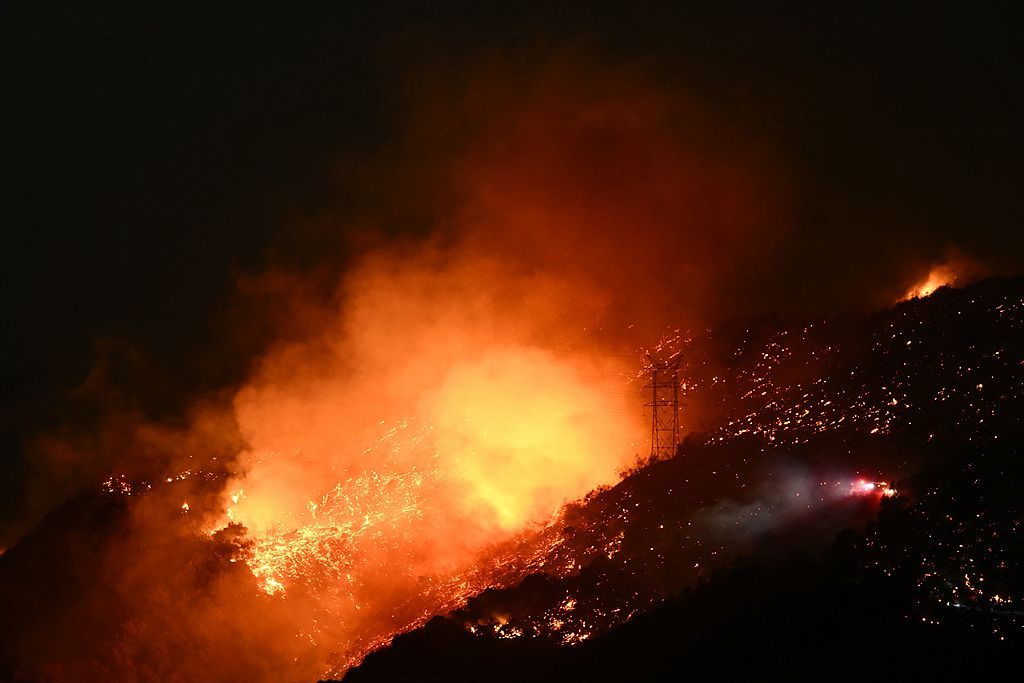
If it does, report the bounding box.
[645,354,682,460]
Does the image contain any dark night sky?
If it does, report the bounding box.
[1,1,1022,539]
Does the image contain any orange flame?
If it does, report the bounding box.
[903,266,957,300]
[199,243,645,672]
[900,251,985,302]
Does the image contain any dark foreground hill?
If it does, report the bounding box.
[342,437,1024,682]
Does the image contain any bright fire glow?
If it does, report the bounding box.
[850,479,896,497]
[903,266,956,300]
[203,339,641,673]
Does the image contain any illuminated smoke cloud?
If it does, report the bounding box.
[3,54,803,680]
[198,55,791,674]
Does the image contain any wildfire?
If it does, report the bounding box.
[901,251,984,302]
[903,266,956,300]
[195,338,641,673]
[235,466,432,597]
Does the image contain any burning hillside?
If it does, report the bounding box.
[4,278,1024,682]
[3,55,809,680]
[4,6,1024,680]
[341,277,1024,681]
[375,279,1024,649]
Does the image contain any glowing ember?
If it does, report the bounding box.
[198,339,641,673]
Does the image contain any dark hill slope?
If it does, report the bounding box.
[342,278,1024,681]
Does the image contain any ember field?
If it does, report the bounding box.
[343,278,1024,681]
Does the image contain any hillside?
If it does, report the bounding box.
[342,278,1024,681]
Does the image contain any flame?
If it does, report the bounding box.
[206,292,642,672]
[901,251,984,302]
[903,266,956,300]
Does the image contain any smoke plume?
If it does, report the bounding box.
[1,49,974,681]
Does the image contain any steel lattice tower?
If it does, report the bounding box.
[645,355,681,460]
